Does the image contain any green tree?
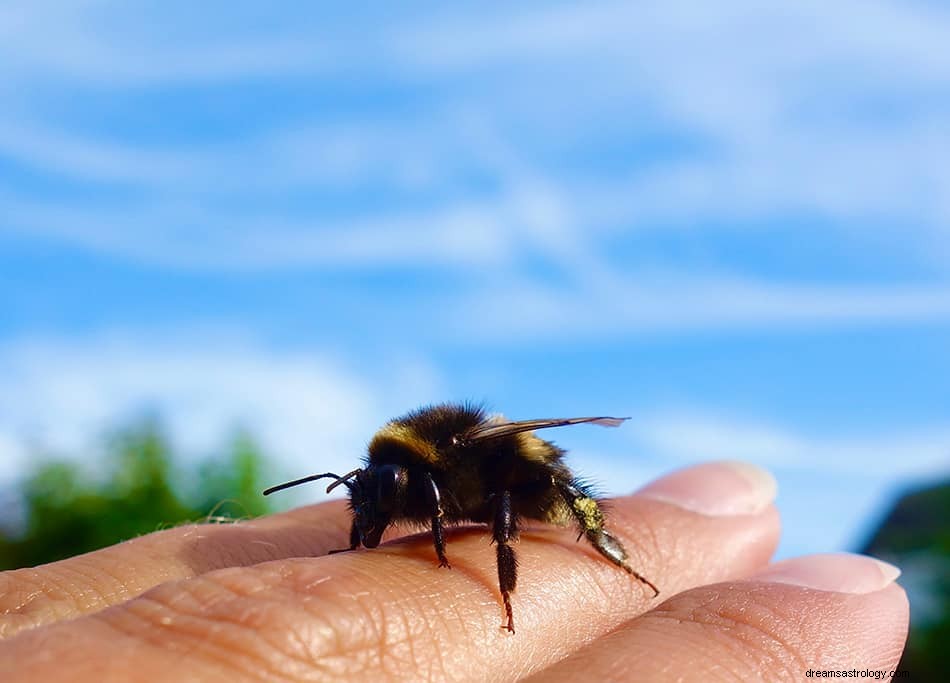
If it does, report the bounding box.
[0,418,277,570]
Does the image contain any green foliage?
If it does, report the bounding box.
[0,418,276,570]
[861,480,950,682]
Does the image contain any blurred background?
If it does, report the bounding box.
[0,1,947,677]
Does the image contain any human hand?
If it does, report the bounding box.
[0,461,907,681]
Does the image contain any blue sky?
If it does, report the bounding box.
[1,0,949,561]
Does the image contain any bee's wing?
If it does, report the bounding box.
[464,416,629,442]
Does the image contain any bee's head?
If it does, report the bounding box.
[262,464,409,549]
[346,465,407,548]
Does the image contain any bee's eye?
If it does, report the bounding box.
[374,465,405,514]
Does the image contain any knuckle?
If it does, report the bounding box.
[0,569,47,637]
[0,561,116,638]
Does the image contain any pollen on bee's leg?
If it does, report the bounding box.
[562,490,659,597]
[571,496,606,532]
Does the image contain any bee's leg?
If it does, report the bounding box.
[423,473,451,568]
[557,481,659,597]
[491,490,518,633]
[328,520,361,555]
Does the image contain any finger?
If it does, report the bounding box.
[525,553,909,682]
[0,499,353,638]
[2,461,781,682]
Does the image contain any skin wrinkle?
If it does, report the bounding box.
[380,602,428,682]
[694,591,806,680]
[71,555,135,605]
[752,597,814,675]
[61,560,121,608]
[287,561,399,673]
[280,620,328,681]
[353,597,418,679]
[211,599,340,680]
[751,588,843,672]
[432,593,471,681]
[650,589,804,679]
[100,598,237,675]
[107,578,332,682]
[399,602,424,683]
[283,553,496,679]
[366,564,460,678]
[8,568,69,613]
[357,584,394,677]
[531,604,756,682]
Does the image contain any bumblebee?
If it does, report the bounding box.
[264,403,658,632]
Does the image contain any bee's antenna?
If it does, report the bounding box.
[324,469,362,494]
[263,471,357,496]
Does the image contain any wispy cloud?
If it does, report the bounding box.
[1,193,516,270]
[2,0,948,255]
[0,118,470,191]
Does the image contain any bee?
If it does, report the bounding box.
[264,403,658,633]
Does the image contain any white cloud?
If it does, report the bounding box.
[0,193,514,271]
[3,1,948,90]
[0,119,462,191]
[450,273,950,342]
[0,122,206,186]
[0,1,344,85]
[0,333,444,489]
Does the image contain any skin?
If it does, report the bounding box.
[0,461,908,682]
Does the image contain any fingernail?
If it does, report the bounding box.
[751,553,901,594]
[637,460,777,516]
